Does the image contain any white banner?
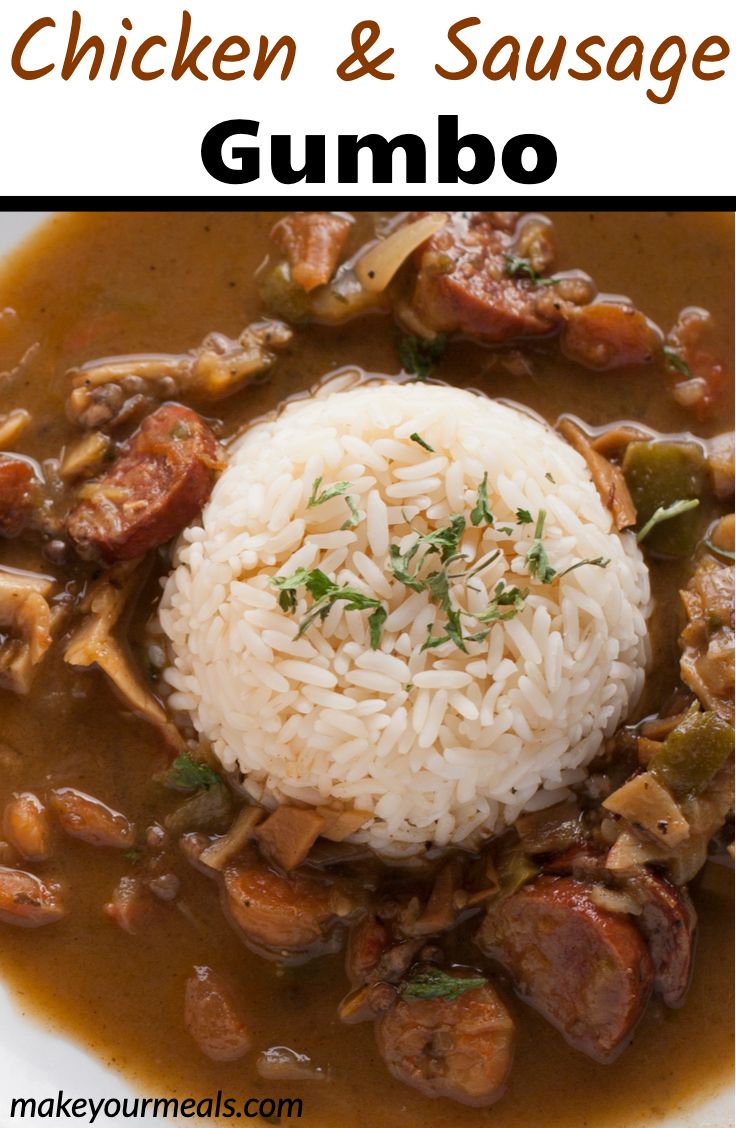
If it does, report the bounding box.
[0,0,734,196]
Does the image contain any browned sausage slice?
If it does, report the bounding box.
[184,966,251,1061]
[477,876,654,1062]
[375,982,514,1107]
[67,403,221,562]
[630,872,697,1007]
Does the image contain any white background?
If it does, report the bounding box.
[0,0,734,196]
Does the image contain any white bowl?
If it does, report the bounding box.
[0,210,731,1128]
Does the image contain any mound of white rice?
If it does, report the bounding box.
[159,381,650,856]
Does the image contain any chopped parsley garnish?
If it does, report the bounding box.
[470,472,494,526]
[410,432,435,452]
[271,568,387,648]
[307,476,361,530]
[476,582,529,623]
[397,333,447,380]
[123,848,142,865]
[526,510,609,583]
[368,605,388,649]
[663,346,692,379]
[341,494,361,530]
[307,476,352,508]
[636,498,700,544]
[401,967,487,1001]
[516,508,533,525]
[164,752,221,792]
[498,526,514,535]
[526,510,557,584]
[545,471,556,483]
[389,515,467,593]
[503,253,556,287]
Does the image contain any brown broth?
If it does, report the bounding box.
[0,211,732,1127]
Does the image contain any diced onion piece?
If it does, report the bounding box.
[355,214,448,293]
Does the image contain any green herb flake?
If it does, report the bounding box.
[123,848,142,866]
[470,472,494,527]
[516,508,533,525]
[545,472,556,483]
[410,432,435,452]
[557,556,610,578]
[663,346,693,380]
[368,606,388,650]
[397,333,447,380]
[526,510,557,584]
[503,254,556,288]
[308,476,361,529]
[401,967,487,1002]
[271,568,386,648]
[636,498,700,544]
[164,752,221,792]
[476,582,529,623]
[498,526,514,536]
[340,494,361,530]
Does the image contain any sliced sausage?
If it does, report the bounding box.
[184,965,251,1061]
[560,303,662,370]
[66,403,221,562]
[629,872,697,1007]
[375,981,514,1107]
[0,865,67,927]
[477,876,654,1062]
[408,213,562,342]
[0,456,34,537]
[271,213,351,292]
[3,792,52,861]
[222,855,345,959]
[49,788,135,848]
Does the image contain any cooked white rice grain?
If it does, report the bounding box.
[160,381,650,857]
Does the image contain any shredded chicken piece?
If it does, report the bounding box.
[603,773,690,848]
[558,418,637,530]
[64,562,184,749]
[606,760,733,884]
[0,567,64,694]
[67,320,292,428]
[679,556,734,723]
[400,862,461,937]
[59,431,112,482]
[198,806,265,871]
